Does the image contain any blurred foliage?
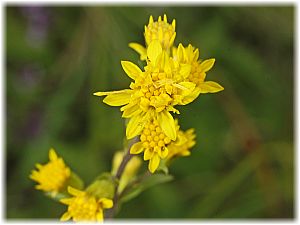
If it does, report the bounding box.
[6,6,294,219]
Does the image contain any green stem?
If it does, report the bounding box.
[105,136,139,219]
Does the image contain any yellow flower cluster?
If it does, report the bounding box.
[29,148,71,196]
[60,186,113,222]
[30,149,114,222]
[94,14,224,173]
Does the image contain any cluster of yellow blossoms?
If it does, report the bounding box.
[30,14,224,222]
[95,14,223,173]
[30,148,71,196]
[60,186,113,222]
[30,149,114,222]
[30,148,141,222]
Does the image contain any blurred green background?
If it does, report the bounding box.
[6,6,294,219]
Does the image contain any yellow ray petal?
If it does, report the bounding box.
[180,87,201,105]
[148,153,160,173]
[172,19,176,29]
[60,212,71,221]
[157,110,176,141]
[128,43,147,60]
[99,198,113,209]
[149,15,154,24]
[122,103,142,118]
[49,148,57,161]
[200,58,215,72]
[193,48,199,61]
[144,148,153,160]
[130,142,144,154]
[67,186,84,197]
[35,163,43,169]
[177,43,185,62]
[93,89,132,96]
[147,40,162,64]
[126,114,146,139]
[170,32,176,47]
[181,151,191,156]
[60,198,74,205]
[121,61,143,80]
[199,81,224,93]
[103,91,132,106]
[96,210,104,222]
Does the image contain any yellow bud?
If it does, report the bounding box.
[143,128,150,135]
[142,141,149,148]
[149,124,156,131]
[159,133,165,139]
[150,141,156,148]
[164,137,171,144]
[158,140,165,147]
[140,134,146,142]
[151,131,156,137]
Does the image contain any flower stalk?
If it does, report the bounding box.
[105,136,139,218]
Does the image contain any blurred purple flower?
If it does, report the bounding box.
[20,6,51,47]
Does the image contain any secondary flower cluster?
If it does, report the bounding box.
[94,14,223,173]
[30,148,141,222]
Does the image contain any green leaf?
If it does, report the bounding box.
[86,173,116,199]
[67,172,85,190]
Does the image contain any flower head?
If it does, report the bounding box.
[94,14,223,145]
[94,41,195,141]
[130,118,173,173]
[167,127,196,160]
[145,14,176,49]
[29,148,71,195]
[60,186,113,222]
[173,43,224,104]
[129,14,176,60]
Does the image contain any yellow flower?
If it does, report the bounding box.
[111,151,142,193]
[29,148,71,196]
[129,14,176,60]
[60,186,113,222]
[167,128,196,160]
[173,43,224,105]
[130,118,173,173]
[94,40,195,141]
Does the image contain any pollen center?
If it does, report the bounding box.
[139,71,180,112]
[68,195,99,221]
[140,119,171,153]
